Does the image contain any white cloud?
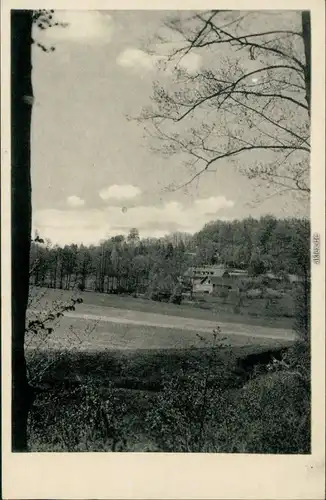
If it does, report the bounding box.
[116,48,160,71]
[116,47,202,75]
[66,195,85,207]
[194,196,234,214]
[33,196,234,246]
[36,11,113,44]
[99,184,142,201]
[178,53,202,74]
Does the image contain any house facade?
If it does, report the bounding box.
[184,265,248,295]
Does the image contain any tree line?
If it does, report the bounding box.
[30,215,310,297]
[194,215,310,276]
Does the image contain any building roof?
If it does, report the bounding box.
[288,274,302,283]
[193,275,230,287]
[211,276,231,285]
[264,272,283,280]
[185,266,252,282]
[184,265,227,278]
[228,269,248,276]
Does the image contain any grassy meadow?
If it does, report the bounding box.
[26,286,309,453]
[28,286,295,328]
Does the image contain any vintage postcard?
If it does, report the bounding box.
[1,0,325,498]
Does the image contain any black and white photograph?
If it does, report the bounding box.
[2,2,325,498]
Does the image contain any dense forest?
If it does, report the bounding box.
[30,215,310,297]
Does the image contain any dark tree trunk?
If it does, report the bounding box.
[59,261,64,289]
[80,256,88,290]
[11,10,34,451]
[52,253,58,287]
[302,11,311,115]
[65,270,71,290]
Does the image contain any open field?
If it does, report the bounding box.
[26,311,295,351]
[27,287,296,352]
[29,286,295,327]
[26,285,296,395]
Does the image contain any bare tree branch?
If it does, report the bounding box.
[229,96,310,148]
[136,10,310,196]
[202,18,305,70]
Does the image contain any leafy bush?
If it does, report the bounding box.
[25,289,88,387]
[149,290,171,302]
[264,288,285,299]
[144,329,234,452]
[27,338,310,453]
[143,337,310,453]
[226,369,310,453]
[169,284,183,305]
[246,288,263,299]
[222,339,311,453]
[145,371,225,452]
[217,288,229,301]
[293,279,310,339]
[29,379,128,451]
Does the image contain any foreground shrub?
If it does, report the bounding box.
[144,371,235,452]
[143,334,310,454]
[144,329,234,452]
[226,370,310,453]
[169,284,183,305]
[29,379,128,451]
[144,360,310,453]
[293,278,310,339]
[218,339,310,453]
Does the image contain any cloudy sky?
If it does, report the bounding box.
[31,10,308,246]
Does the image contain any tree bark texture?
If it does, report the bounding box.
[302,11,311,115]
[11,10,34,452]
